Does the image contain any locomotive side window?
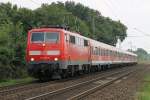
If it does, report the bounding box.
[45,32,59,42]
[31,32,44,42]
[70,35,75,44]
[76,37,80,45]
[81,38,84,46]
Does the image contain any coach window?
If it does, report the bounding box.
[76,37,79,45]
[96,47,98,55]
[78,37,81,46]
[114,51,115,56]
[92,47,94,55]
[93,47,95,55]
[110,50,112,56]
[101,49,104,56]
[112,51,114,56]
[106,50,108,56]
[81,38,84,46]
[104,49,106,56]
[107,50,109,56]
[91,47,93,54]
[108,50,110,56]
[100,48,102,56]
[113,51,115,56]
[98,48,100,55]
[103,49,105,56]
[94,47,96,55]
[102,49,104,56]
[79,37,81,45]
[84,39,88,46]
[107,50,108,56]
[70,35,75,44]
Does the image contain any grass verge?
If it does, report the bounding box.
[137,73,150,100]
[0,77,35,87]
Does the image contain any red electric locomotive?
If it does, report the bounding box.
[26,26,137,80]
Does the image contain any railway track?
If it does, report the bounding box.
[0,67,124,97]
[0,80,57,97]
[0,82,33,92]
[25,67,137,100]
[0,65,138,100]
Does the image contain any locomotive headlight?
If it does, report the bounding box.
[42,43,45,46]
[54,57,58,61]
[31,58,34,61]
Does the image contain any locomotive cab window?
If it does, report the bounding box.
[45,32,59,42]
[31,32,44,42]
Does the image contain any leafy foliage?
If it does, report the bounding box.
[0,1,127,80]
[134,48,150,61]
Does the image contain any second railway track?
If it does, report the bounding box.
[26,66,138,100]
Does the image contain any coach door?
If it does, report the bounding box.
[87,41,91,64]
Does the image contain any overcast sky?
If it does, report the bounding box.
[1,0,150,52]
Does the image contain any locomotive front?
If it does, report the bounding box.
[26,28,64,79]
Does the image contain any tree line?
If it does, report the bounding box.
[133,48,150,61]
[0,1,127,80]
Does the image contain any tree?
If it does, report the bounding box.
[0,1,127,80]
[134,48,149,61]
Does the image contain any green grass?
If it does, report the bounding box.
[0,77,35,87]
[138,74,150,100]
[138,60,150,64]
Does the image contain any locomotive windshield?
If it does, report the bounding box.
[45,32,59,42]
[31,32,59,43]
[31,32,44,42]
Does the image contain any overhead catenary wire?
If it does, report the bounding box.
[104,0,150,38]
[29,0,41,6]
[103,0,119,19]
[133,28,150,37]
[104,0,150,52]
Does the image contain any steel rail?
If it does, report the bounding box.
[68,70,136,100]
[26,67,136,100]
